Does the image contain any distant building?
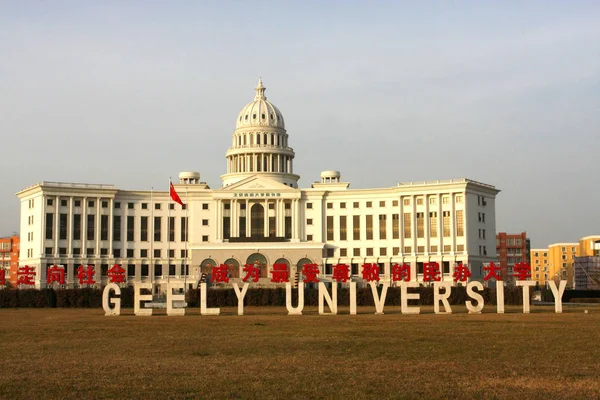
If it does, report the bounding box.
[0,235,20,285]
[496,232,528,285]
[530,235,600,288]
[573,257,600,290]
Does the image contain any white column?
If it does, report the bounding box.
[108,198,114,257]
[264,199,269,237]
[95,198,101,256]
[292,199,298,241]
[246,199,250,237]
[82,197,87,256]
[215,200,221,241]
[68,197,74,257]
[54,195,59,257]
[231,199,237,237]
[40,195,46,257]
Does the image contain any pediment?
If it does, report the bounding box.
[219,175,294,192]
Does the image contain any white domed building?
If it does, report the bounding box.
[15,79,500,290]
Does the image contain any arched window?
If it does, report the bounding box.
[257,134,261,145]
[246,253,268,278]
[200,258,217,275]
[224,258,240,278]
[274,258,290,281]
[264,133,267,145]
[271,133,275,145]
[251,203,264,238]
[296,258,314,280]
[243,135,246,145]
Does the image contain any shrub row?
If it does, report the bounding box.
[569,298,600,304]
[540,289,600,303]
[0,285,528,308]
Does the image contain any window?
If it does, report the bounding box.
[392,214,399,239]
[86,248,94,256]
[379,215,386,240]
[59,214,68,240]
[45,213,54,239]
[417,246,425,254]
[47,199,53,206]
[340,248,347,257]
[45,247,53,256]
[380,248,387,256]
[100,248,108,256]
[339,216,347,241]
[154,203,161,210]
[481,213,485,223]
[114,249,121,258]
[127,216,134,242]
[141,264,149,276]
[140,249,148,258]
[366,248,373,256]
[113,216,121,241]
[202,219,209,226]
[154,249,161,258]
[73,248,81,256]
[353,248,360,257]
[60,199,68,207]
[442,197,449,204]
[127,249,134,258]
[74,200,81,207]
[169,249,175,258]
[326,248,334,258]
[169,217,175,242]
[327,203,333,209]
[87,215,95,240]
[181,217,188,241]
[456,210,464,236]
[306,203,313,209]
[403,213,411,238]
[141,203,148,210]
[456,195,463,203]
[169,204,175,210]
[140,216,148,241]
[429,212,437,238]
[88,200,95,208]
[429,197,436,205]
[416,198,424,205]
[154,217,161,241]
[340,202,346,209]
[366,201,372,208]
[114,202,120,209]
[430,246,438,253]
[102,201,108,208]
[416,212,424,238]
[307,234,313,241]
[100,215,108,241]
[202,235,209,242]
[443,211,451,237]
[457,244,464,252]
[393,247,399,256]
[443,245,451,253]
[128,203,134,210]
[403,198,410,206]
[202,203,209,210]
[353,202,359,208]
[353,215,360,240]
[327,216,334,241]
[379,201,385,207]
[366,215,373,240]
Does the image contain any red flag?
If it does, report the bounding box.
[170,182,184,206]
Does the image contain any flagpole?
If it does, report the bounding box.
[184,187,188,293]
[167,177,171,286]
[150,186,154,294]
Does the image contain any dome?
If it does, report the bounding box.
[236,78,285,129]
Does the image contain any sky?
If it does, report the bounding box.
[0,1,599,248]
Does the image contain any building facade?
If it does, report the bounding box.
[495,232,529,285]
[0,235,20,285]
[16,79,500,290]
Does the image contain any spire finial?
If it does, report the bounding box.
[254,77,266,99]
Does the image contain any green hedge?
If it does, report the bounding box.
[0,286,527,308]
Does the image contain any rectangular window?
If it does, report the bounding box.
[429,212,437,238]
[59,213,68,240]
[403,198,410,206]
[443,211,451,237]
[88,200,94,208]
[340,248,347,257]
[353,202,359,208]
[87,214,95,240]
[154,249,161,258]
[140,249,148,258]
[113,216,121,242]
[429,197,436,205]
[366,248,373,256]
[155,203,161,210]
[268,216,275,237]
[456,210,464,237]
[45,247,53,256]
[181,217,188,241]
[340,202,346,209]
[100,248,108,256]
[353,215,360,240]
[128,203,134,209]
[114,202,120,209]
[307,218,313,225]
[353,248,360,257]
[47,199,53,206]
[141,264,149,276]
[141,203,148,210]
[430,245,438,253]
[127,264,135,276]
[339,216,347,241]
[239,217,246,237]
[154,217,161,242]
[379,215,386,240]
[202,219,209,226]
[327,203,333,209]
[380,247,387,256]
[393,247,400,255]
[285,216,291,239]
[366,215,373,240]
[127,249,134,258]
[114,249,121,258]
[74,200,81,207]
[443,245,451,253]
[392,200,398,207]
[442,197,449,204]
[102,201,108,208]
[202,235,209,242]
[127,216,134,242]
[416,212,424,238]
[379,201,385,207]
[326,216,334,241]
[403,213,411,239]
[417,262,424,274]
[392,214,399,239]
[140,216,148,241]
[87,248,94,256]
[100,215,108,241]
[417,246,425,254]
[307,234,313,241]
[457,244,464,252]
[306,203,312,209]
[202,203,209,210]
[73,248,81,256]
[416,198,424,205]
[366,202,372,208]
[60,199,67,207]
[45,213,53,240]
[224,216,231,239]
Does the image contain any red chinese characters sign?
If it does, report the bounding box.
[242,264,260,283]
[17,265,36,286]
[47,265,65,285]
[77,265,96,285]
[0,269,5,286]
[107,264,126,283]
[332,264,350,283]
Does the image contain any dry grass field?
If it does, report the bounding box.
[0,305,599,400]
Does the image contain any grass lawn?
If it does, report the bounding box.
[0,305,599,399]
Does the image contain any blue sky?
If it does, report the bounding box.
[0,1,599,248]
